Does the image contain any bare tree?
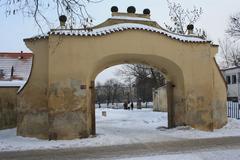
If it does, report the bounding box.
[1,0,103,31]
[119,64,149,80]
[118,64,165,103]
[165,0,205,37]
[123,76,135,102]
[96,82,104,106]
[218,12,240,68]
[95,79,125,106]
[103,79,113,106]
[111,79,123,104]
[226,13,240,40]
[218,37,240,68]
[119,64,165,87]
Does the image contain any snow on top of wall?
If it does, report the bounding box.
[110,16,153,22]
[221,66,240,73]
[0,80,25,87]
[0,80,26,92]
[28,23,210,44]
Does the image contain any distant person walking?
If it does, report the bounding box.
[98,102,101,108]
[130,102,134,110]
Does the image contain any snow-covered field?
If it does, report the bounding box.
[0,108,240,152]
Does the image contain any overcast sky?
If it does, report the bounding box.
[0,0,240,83]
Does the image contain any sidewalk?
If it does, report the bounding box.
[1,136,240,160]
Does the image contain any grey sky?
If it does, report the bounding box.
[0,0,240,82]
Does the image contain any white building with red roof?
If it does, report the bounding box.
[0,52,32,91]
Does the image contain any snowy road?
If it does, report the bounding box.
[0,136,240,160]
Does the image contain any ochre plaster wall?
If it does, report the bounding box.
[0,87,18,130]
[17,39,49,139]
[212,59,227,129]
[21,28,227,139]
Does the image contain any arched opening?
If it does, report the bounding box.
[89,54,185,136]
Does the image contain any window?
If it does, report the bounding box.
[232,75,237,84]
[226,76,231,84]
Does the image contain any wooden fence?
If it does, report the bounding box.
[227,101,240,119]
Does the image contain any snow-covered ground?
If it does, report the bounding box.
[96,102,154,109]
[0,108,240,152]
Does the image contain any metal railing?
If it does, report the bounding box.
[227,101,240,119]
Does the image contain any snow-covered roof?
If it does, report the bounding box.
[221,66,240,72]
[110,15,153,22]
[27,23,210,44]
[0,53,32,81]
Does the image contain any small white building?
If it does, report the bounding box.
[221,67,240,102]
[152,85,168,112]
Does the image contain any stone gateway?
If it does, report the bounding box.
[18,8,227,139]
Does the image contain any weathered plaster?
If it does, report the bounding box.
[0,87,18,130]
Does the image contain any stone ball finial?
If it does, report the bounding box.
[187,24,194,30]
[127,6,136,13]
[143,8,150,15]
[59,15,67,26]
[59,15,67,23]
[111,6,118,12]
